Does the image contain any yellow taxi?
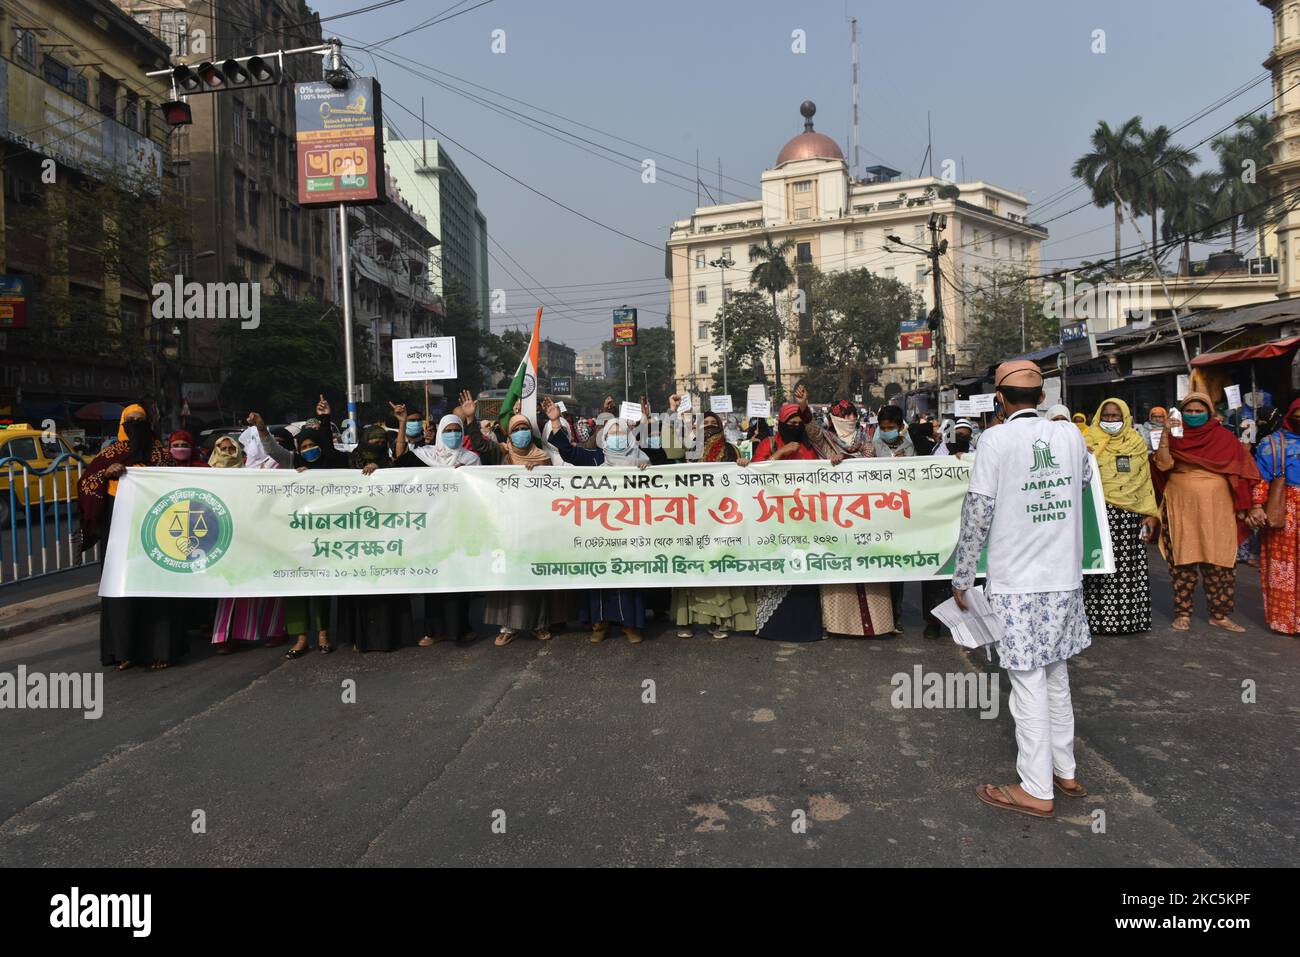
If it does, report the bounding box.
[0,424,90,525]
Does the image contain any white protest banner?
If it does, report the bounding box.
[1224,384,1242,410]
[709,395,733,413]
[391,337,457,382]
[99,462,1114,597]
[619,401,643,423]
[746,399,771,421]
[969,393,997,414]
[953,399,974,416]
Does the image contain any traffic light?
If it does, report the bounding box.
[160,100,193,127]
[170,54,281,95]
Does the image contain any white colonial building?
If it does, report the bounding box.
[666,101,1047,396]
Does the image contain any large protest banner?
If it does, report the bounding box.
[99,458,1114,598]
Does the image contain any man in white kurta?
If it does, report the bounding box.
[953,360,1092,818]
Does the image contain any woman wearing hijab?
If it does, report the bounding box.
[1138,407,1167,451]
[824,399,870,457]
[748,404,832,641]
[482,409,568,646]
[544,398,652,643]
[1044,405,1070,423]
[1249,398,1300,634]
[1071,411,1088,433]
[668,410,757,638]
[392,405,480,646]
[79,403,187,671]
[167,429,207,466]
[281,397,347,659]
[208,434,289,654]
[1153,392,1261,632]
[1082,398,1159,635]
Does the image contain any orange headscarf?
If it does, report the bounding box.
[116,404,147,441]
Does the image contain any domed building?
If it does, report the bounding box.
[666,101,1048,406]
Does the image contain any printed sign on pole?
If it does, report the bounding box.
[746,399,771,420]
[391,337,457,382]
[969,393,997,414]
[294,78,387,206]
[1224,384,1242,410]
[709,395,733,413]
[677,393,693,413]
[619,401,643,423]
[612,307,638,346]
[1176,374,1190,401]
[953,399,974,416]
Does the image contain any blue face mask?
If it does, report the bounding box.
[880,429,900,443]
[300,446,322,463]
[405,421,423,437]
[441,431,463,450]
[510,429,533,449]
[1183,411,1209,428]
[606,435,628,452]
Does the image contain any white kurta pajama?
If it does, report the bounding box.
[953,409,1093,801]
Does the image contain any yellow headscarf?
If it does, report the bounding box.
[116,404,147,441]
[1084,397,1157,517]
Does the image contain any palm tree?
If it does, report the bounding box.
[1161,172,1216,273]
[1210,115,1273,253]
[748,234,795,398]
[1136,124,1196,259]
[1071,117,1145,279]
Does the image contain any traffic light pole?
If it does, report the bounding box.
[339,203,357,443]
[928,219,946,395]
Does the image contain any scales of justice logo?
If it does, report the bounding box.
[140,489,233,573]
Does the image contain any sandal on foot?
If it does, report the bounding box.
[676,629,693,639]
[1209,617,1245,633]
[975,783,1054,819]
[1053,775,1088,797]
[710,629,730,640]
[1171,616,1191,631]
[495,630,516,647]
[284,643,311,660]
[318,641,334,654]
[418,636,436,647]
[215,643,235,656]
[115,660,134,672]
[149,661,171,671]
[535,629,553,641]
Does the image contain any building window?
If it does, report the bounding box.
[698,356,709,375]
[697,321,708,341]
[914,224,925,243]
[853,230,864,250]
[972,229,982,250]
[793,180,812,193]
[695,251,705,269]
[248,182,260,230]
[98,75,118,118]
[123,92,139,131]
[280,201,289,239]
[13,29,37,67]
[160,11,188,56]
[915,265,927,286]
[794,206,811,220]
[232,99,244,147]
[175,162,191,196]
[721,246,731,262]
[696,286,707,304]
[1020,240,1027,259]
[796,242,812,264]
[722,283,732,303]
[291,211,300,246]
[234,174,245,224]
[884,266,895,280]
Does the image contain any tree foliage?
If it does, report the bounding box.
[966,266,1056,370]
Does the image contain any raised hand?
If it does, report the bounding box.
[388,401,407,421]
[246,412,267,432]
[316,394,330,417]
[541,397,561,421]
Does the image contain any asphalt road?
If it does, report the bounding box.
[0,559,1296,867]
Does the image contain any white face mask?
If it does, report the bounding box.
[1099,420,1124,435]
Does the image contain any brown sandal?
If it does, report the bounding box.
[1053,775,1088,797]
[975,783,1054,818]
[494,630,516,647]
[1172,616,1191,631]
[1209,617,1246,633]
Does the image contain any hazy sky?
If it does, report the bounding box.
[313,0,1274,353]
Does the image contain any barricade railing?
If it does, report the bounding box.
[0,453,101,586]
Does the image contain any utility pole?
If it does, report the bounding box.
[708,254,734,395]
[927,213,948,394]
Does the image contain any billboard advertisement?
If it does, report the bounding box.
[294,78,387,207]
[612,307,637,346]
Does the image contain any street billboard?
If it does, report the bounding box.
[612,307,637,346]
[294,78,387,207]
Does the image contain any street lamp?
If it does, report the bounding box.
[708,254,734,395]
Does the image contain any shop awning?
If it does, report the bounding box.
[1191,336,1300,367]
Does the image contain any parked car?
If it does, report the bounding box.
[0,424,90,526]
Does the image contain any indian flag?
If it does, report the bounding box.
[499,306,542,433]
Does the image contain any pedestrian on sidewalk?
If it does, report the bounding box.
[1250,397,1300,635]
[954,360,1092,819]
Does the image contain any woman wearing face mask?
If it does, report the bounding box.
[823,399,870,457]
[483,412,568,646]
[668,411,756,638]
[933,419,976,456]
[1153,392,1261,633]
[167,430,207,466]
[281,397,347,659]
[1249,397,1300,635]
[543,398,652,644]
[208,435,290,654]
[392,406,480,647]
[79,404,188,671]
[1082,399,1159,635]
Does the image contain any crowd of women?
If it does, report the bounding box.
[76,382,1299,672]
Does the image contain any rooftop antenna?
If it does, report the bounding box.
[927,111,933,177]
[850,17,860,179]
[696,148,700,208]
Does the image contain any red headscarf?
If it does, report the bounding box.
[1285,397,1300,436]
[168,429,208,467]
[1153,392,1260,530]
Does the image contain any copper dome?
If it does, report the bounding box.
[776,100,844,166]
